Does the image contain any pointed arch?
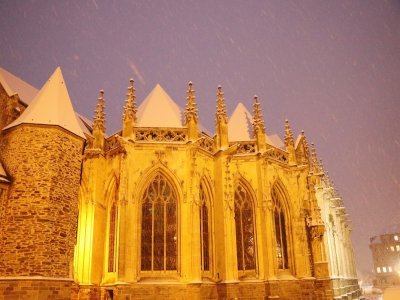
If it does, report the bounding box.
[234,178,257,272]
[199,176,214,273]
[138,166,180,272]
[135,164,183,203]
[104,173,119,206]
[271,180,291,270]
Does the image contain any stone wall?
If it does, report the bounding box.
[72,279,338,300]
[0,85,26,130]
[0,125,84,278]
[0,279,74,300]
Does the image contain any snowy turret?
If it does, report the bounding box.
[92,90,106,150]
[252,95,266,152]
[122,79,137,139]
[2,67,85,139]
[184,81,198,140]
[0,67,85,281]
[215,85,229,149]
[284,119,296,164]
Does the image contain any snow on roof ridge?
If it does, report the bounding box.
[3,67,85,139]
[0,67,39,105]
[228,102,253,141]
[295,133,303,148]
[266,134,284,149]
[380,223,400,235]
[227,102,285,149]
[136,83,183,128]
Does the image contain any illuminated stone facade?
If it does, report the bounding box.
[0,67,360,299]
[370,227,400,288]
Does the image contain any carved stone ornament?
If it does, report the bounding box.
[310,224,325,240]
[152,150,167,166]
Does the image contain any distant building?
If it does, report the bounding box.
[370,225,400,287]
[0,67,360,299]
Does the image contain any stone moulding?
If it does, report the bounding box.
[135,127,187,142]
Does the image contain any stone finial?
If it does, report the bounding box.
[311,143,322,174]
[319,159,325,174]
[284,119,294,147]
[302,130,310,157]
[215,85,229,149]
[215,85,228,124]
[252,95,266,135]
[93,89,105,133]
[123,79,137,123]
[184,81,198,124]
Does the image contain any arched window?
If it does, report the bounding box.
[108,200,118,272]
[199,182,211,272]
[234,184,256,271]
[272,187,289,270]
[141,173,177,271]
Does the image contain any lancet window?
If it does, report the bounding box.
[108,200,118,272]
[199,182,211,272]
[272,187,289,270]
[234,184,256,271]
[141,173,177,272]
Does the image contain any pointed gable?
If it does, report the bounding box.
[295,133,303,149]
[227,102,284,148]
[3,67,85,139]
[0,67,39,105]
[137,84,183,127]
[267,134,284,149]
[228,102,253,141]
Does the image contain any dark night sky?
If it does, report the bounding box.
[1,0,400,276]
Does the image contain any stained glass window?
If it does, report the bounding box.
[272,187,289,270]
[199,183,211,272]
[141,173,177,271]
[234,184,256,271]
[108,201,117,272]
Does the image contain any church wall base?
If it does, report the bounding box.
[74,278,341,300]
[0,278,74,300]
[0,278,361,300]
[332,278,361,299]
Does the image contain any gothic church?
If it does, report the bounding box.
[0,67,360,299]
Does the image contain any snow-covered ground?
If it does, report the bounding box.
[382,287,400,300]
[362,286,400,300]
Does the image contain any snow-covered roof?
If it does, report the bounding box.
[3,67,85,139]
[0,162,10,183]
[295,133,303,148]
[0,67,38,104]
[0,67,91,135]
[227,102,284,149]
[137,84,183,127]
[266,134,284,149]
[380,224,400,235]
[228,102,253,141]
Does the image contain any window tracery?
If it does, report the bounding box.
[199,182,211,272]
[108,200,117,272]
[141,173,177,272]
[234,184,256,271]
[272,187,289,270]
